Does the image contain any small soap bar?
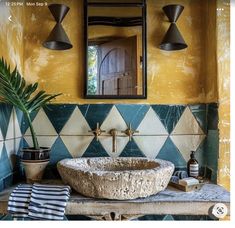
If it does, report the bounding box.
[179,177,199,186]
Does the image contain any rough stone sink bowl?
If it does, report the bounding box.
[57,157,174,200]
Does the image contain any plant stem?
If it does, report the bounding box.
[25,112,39,150]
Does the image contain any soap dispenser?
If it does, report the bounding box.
[187,151,199,178]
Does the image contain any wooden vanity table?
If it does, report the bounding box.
[0,183,230,220]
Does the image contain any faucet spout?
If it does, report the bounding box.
[110,129,117,153]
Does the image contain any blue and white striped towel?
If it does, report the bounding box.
[28,183,71,220]
[8,183,71,220]
[8,184,32,220]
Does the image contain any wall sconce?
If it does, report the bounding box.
[159,4,187,51]
[43,4,73,50]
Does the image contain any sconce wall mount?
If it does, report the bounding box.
[43,4,73,50]
[159,4,187,51]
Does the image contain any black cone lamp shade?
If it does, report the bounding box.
[43,4,73,50]
[160,4,187,51]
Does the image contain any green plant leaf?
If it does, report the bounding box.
[0,57,62,149]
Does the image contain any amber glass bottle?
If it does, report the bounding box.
[187,151,199,178]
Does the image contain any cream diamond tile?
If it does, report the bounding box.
[133,136,168,158]
[170,135,206,162]
[24,136,58,148]
[136,107,168,135]
[60,107,93,135]
[171,107,204,135]
[100,106,127,136]
[5,138,21,167]
[99,136,129,157]
[61,136,94,158]
[25,109,57,136]
[5,109,14,140]
[0,141,4,158]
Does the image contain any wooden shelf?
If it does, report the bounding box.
[0,181,230,220]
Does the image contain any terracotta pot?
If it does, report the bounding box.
[20,147,50,160]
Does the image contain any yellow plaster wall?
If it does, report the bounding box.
[22,0,218,104]
[0,4,24,74]
[216,0,230,191]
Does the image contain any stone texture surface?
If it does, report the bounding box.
[57,157,174,200]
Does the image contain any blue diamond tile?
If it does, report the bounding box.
[0,103,13,139]
[0,179,3,192]
[156,137,186,168]
[15,107,24,130]
[79,104,113,130]
[82,138,109,157]
[195,136,207,167]
[22,137,30,148]
[119,140,145,157]
[0,145,12,179]
[207,103,218,130]
[49,137,72,165]
[189,104,207,133]
[204,130,219,182]
[151,105,186,134]
[3,174,13,189]
[44,104,76,134]
[20,110,39,134]
[116,104,150,130]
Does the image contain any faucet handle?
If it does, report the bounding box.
[88,122,106,141]
[122,123,139,141]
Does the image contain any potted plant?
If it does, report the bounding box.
[0,58,61,183]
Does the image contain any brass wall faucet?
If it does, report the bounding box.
[122,123,139,141]
[88,122,106,141]
[110,129,118,153]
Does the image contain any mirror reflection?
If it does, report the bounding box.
[85,0,146,98]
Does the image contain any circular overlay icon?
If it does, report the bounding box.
[212,203,228,219]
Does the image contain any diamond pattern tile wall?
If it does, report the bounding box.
[5,109,14,140]
[60,106,93,135]
[79,104,113,130]
[133,136,168,158]
[61,135,94,157]
[100,106,127,134]
[157,137,186,167]
[99,106,129,156]
[170,135,206,162]
[116,104,150,129]
[16,104,212,171]
[171,107,204,135]
[0,104,13,139]
[99,136,129,157]
[151,105,186,134]
[24,135,58,148]
[44,104,76,134]
[25,109,58,136]
[136,107,168,135]
[5,138,21,168]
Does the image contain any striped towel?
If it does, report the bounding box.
[8,183,71,220]
[8,184,32,220]
[28,184,71,220]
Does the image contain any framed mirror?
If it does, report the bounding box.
[84,0,147,99]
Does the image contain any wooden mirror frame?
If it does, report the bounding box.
[84,0,147,99]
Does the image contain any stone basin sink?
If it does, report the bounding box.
[57,157,174,200]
